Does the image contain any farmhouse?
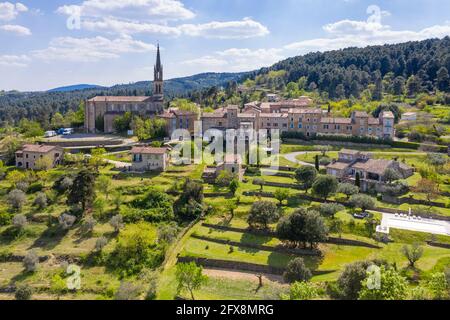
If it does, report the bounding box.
[130,146,170,172]
[15,144,64,170]
[202,154,245,183]
[326,149,413,191]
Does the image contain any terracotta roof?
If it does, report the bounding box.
[202,112,226,119]
[237,113,256,118]
[87,96,151,103]
[351,159,393,175]
[259,113,289,118]
[327,162,350,170]
[20,144,60,153]
[289,108,322,114]
[172,110,197,116]
[368,118,381,125]
[158,112,175,119]
[353,111,369,118]
[131,147,167,155]
[320,117,352,124]
[382,111,395,119]
[227,105,239,110]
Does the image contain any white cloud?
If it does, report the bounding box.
[285,15,450,54]
[0,23,31,35]
[32,35,156,62]
[0,2,27,21]
[81,16,269,39]
[0,54,30,67]
[57,0,195,22]
[182,48,283,73]
[180,18,269,39]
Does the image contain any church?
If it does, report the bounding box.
[84,44,165,134]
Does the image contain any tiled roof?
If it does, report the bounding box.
[131,147,167,155]
[87,96,151,103]
[320,117,352,124]
[353,111,369,118]
[237,113,256,118]
[382,111,395,118]
[259,113,289,118]
[20,144,60,153]
[351,159,393,175]
[201,112,226,119]
[340,149,360,155]
[368,118,381,125]
[327,162,350,170]
[289,108,323,114]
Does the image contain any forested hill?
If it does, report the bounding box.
[0,72,247,124]
[247,37,450,99]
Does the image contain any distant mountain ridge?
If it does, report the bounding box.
[48,84,106,93]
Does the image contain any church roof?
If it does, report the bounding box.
[87,96,151,103]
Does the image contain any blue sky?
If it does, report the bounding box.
[1,0,449,91]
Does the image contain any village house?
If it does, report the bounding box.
[15,144,64,170]
[158,108,199,137]
[326,149,413,191]
[130,146,170,172]
[200,98,395,139]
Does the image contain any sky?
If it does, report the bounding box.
[0,0,450,91]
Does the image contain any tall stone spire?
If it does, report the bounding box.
[153,43,163,98]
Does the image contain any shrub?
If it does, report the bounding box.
[12,214,27,230]
[7,189,26,211]
[81,216,97,234]
[27,182,43,194]
[319,203,345,218]
[58,214,76,230]
[109,214,124,233]
[247,201,279,229]
[286,281,318,300]
[115,281,142,300]
[283,258,312,283]
[95,236,108,252]
[23,250,39,272]
[15,284,33,300]
[33,192,48,210]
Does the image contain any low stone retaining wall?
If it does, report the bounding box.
[191,234,321,256]
[426,241,450,249]
[177,256,335,277]
[252,180,303,190]
[201,223,379,248]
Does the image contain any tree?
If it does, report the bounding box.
[115,281,142,300]
[109,214,124,233]
[96,175,112,200]
[427,153,448,167]
[174,179,204,221]
[15,284,33,300]
[294,166,318,193]
[312,175,338,201]
[330,218,344,238]
[247,201,279,230]
[95,236,108,252]
[81,216,97,234]
[276,208,328,248]
[228,179,239,196]
[427,272,449,300]
[33,192,48,210]
[224,200,237,221]
[274,189,290,206]
[286,282,318,300]
[283,258,312,283]
[413,178,440,206]
[157,223,179,245]
[67,169,97,213]
[58,214,76,230]
[337,260,388,300]
[383,168,402,184]
[7,189,26,211]
[216,170,234,187]
[175,262,208,300]
[392,76,405,96]
[314,155,320,171]
[12,214,27,230]
[401,243,423,268]
[23,250,39,272]
[34,156,54,171]
[19,119,44,138]
[319,203,344,218]
[253,177,265,192]
[355,172,361,188]
[359,266,408,300]
[406,75,421,97]
[337,183,359,200]
[89,148,106,169]
[349,194,375,212]
[436,67,450,92]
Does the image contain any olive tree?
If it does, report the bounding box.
[312,175,338,201]
[294,166,317,193]
[33,192,48,210]
[283,258,312,283]
[23,250,39,272]
[58,214,76,230]
[110,214,124,233]
[7,189,26,211]
[247,201,279,229]
[337,183,359,200]
[175,262,208,300]
[349,194,376,212]
[401,243,423,268]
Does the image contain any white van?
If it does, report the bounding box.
[62,128,74,135]
[44,131,57,138]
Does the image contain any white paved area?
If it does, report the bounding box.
[381,212,450,236]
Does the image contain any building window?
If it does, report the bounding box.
[290,123,294,129]
[298,124,302,129]
[323,125,329,129]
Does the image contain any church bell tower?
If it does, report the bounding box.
[153,44,163,99]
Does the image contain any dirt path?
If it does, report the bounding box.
[204,268,285,284]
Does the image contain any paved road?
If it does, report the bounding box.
[283,151,319,167]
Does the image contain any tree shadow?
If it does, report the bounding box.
[9,270,35,285]
[28,225,68,251]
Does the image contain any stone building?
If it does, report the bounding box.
[130,146,170,172]
[158,108,199,137]
[15,144,64,170]
[84,45,165,134]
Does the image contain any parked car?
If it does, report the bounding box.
[353,211,369,219]
[44,130,57,138]
[62,128,74,135]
